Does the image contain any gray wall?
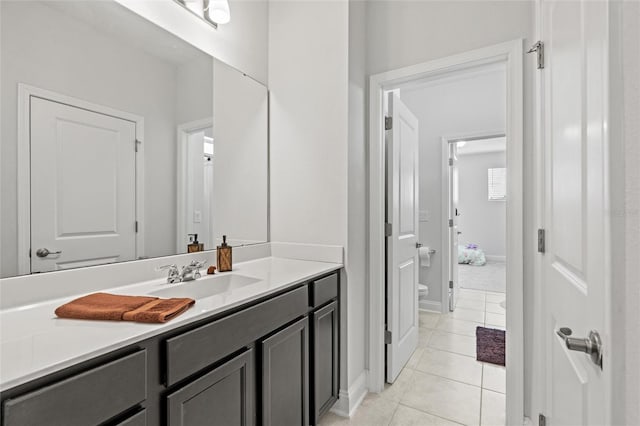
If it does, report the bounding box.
[457,150,507,257]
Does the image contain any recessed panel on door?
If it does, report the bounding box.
[30,97,137,273]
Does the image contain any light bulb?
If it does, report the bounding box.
[209,0,230,24]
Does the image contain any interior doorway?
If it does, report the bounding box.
[444,134,507,313]
[369,40,524,425]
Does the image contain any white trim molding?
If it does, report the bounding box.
[330,369,368,418]
[17,84,145,275]
[368,40,525,426]
[175,117,214,254]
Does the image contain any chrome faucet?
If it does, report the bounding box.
[180,260,206,281]
[157,260,206,283]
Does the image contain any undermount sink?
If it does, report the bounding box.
[150,274,261,300]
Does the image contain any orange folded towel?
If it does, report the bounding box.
[55,292,195,324]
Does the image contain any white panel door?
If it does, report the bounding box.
[386,92,419,383]
[448,143,460,311]
[541,0,609,424]
[30,97,137,273]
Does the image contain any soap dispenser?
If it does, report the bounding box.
[187,234,204,253]
[216,235,232,272]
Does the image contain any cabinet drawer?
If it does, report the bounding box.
[115,409,146,426]
[165,286,308,386]
[309,273,339,308]
[3,350,146,426]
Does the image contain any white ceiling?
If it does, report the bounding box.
[456,136,506,155]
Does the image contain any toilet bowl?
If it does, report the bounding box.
[418,283,429,298]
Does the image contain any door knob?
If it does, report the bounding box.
[556,327,603,368]
[416,243,423,248]
[35,248,62,258]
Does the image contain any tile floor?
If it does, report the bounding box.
[319,288,506,426]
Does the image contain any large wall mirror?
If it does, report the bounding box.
[0,0,268,278]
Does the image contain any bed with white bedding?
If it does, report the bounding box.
[458,244,487,266]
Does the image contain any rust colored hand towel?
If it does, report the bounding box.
[55,292,195,324]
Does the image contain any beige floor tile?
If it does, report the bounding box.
[458,290,486,302]
[390,404,463,426]
[319,393,399,426]
[436,317,484,337]
[480,389,505,426]
[485,312,506,327]
[400,371,481,426]
[447,307,486,323]
[427,330,476,357]
[485,292,505,304]
[415,347,483,386]
[419,311,441,329]
[455,298,486,312]
[406,347,425,370]
[482,364,506,394]
[381,367,416,402]
[418,328,434,348]
[485,302,505,315]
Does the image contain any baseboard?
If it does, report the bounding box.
[486,255,506,262]
[329,370,368,418]
[419,299,442,313]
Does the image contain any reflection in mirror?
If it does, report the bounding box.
[0,1,268,278]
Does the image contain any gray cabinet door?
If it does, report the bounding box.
[166,349,254,426]
[261,317,309,426]
[311,301,339,424]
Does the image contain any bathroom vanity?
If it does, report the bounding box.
[0,259,340,426]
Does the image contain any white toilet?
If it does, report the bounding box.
[418,283,429,298]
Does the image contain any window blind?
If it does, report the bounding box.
[488,167,506,201]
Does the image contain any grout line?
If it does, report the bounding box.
[409,366,482,389]
[397,402,467,425]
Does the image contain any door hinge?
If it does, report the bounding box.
[28,248,31,258]
[527,41,545,69]
[385,222,392,237]
[385,116,393,130]
[449,280,454,289]
[539,414,547,426]
[135,139,142,152]
[448,219,453,227]
[135,221,139,233]
[449,158,453,166]
[384,330,392,344]
[537,228,545,253]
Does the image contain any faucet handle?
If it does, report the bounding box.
[157,264,181,283]
[189,260,207,268]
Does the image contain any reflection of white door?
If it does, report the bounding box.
[30,97,137,273]
[541,0,609,424]
[448,143,460,311]
[385,92,419,383]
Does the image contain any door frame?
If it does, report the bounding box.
[175,118,214,253]
[441,131,506,312]
[368,40,524,425]
[17,83,145,275]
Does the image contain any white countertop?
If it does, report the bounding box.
[0,256,341,392]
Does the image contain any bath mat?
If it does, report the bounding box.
[476,326,505,366]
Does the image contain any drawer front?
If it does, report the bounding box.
[310,273,339,308]
[165,286,308,386]
[115,409,147,426]
[3,350,147,426]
